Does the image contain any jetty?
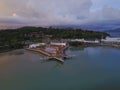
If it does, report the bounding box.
[26,42,68,62]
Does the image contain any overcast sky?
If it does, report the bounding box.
[0,0,120,30]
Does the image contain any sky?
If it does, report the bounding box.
[0,0,120,30]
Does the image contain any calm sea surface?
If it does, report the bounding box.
[0,47,120,90]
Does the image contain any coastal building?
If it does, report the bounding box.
[50,42,67,46]
[70,39,99,44]
[101,37,120,43]
[71,39,84,42]
[29,43,46,48]
[84,39,99,43]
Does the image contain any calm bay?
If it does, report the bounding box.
[0,47,120,90]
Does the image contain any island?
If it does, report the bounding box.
[1,26,120,62]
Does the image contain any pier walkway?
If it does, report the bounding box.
[26,48,67,62]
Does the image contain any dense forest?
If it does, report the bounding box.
[0,26,109,52]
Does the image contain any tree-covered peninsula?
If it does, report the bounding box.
[0,26,109,52]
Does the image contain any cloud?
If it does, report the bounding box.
[90,7,120,21]
[85,7,120,30]
[0,0,92,26]
[0,0,120,30]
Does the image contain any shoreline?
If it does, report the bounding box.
[68,42,120,48]
[0,45,120,54]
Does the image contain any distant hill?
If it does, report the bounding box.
[105,28,120,37]
[105,28,120,32]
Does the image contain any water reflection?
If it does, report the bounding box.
[0,49,24,56]
[69,47,84,51]
[41,59,64,66]
[0,47,120,90]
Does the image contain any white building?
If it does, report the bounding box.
[101,37,120,43]
[50,42,67,46]
[84,40,99,43]
[29,43,46,48]
[70,39,99,44]
[71,39,84,42]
